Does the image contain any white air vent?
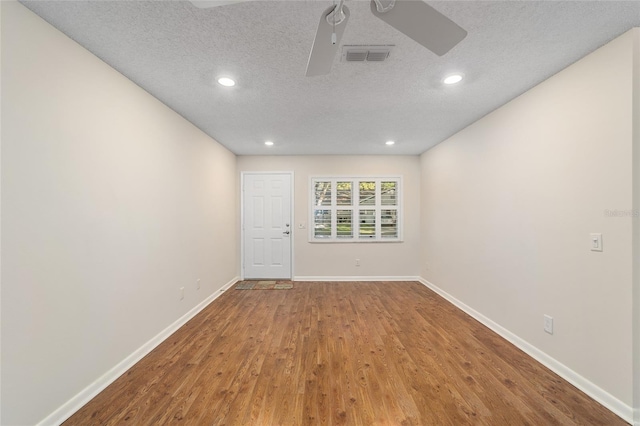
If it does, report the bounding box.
[346,49,368,62]
[342,45,394,62]
[366,50,390,61]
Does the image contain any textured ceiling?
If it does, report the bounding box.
[20,0,640,155]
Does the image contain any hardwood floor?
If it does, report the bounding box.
[64,281,627,425]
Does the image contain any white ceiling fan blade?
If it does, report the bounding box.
[305,5,350,77]
[370,0,466,56]
[189,1,250,9]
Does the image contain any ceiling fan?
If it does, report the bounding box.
[190,0,467,77]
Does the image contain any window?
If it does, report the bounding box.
[310,177,401,242]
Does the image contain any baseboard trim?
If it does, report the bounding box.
[417,277,633,424]
[37,276,239,426]
[293,275,421,282]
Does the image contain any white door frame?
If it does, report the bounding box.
[240,171,294,280]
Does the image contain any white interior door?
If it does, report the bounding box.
[242,173,292,279]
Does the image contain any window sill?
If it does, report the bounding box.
[309,238,403,244]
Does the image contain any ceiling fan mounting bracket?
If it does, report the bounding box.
[373,0,396,14]
[326,0,348,26]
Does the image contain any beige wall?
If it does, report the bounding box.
[632,28,640,426]
[1,3,238,425]
[237,156,421,279]
[420,30,636,412]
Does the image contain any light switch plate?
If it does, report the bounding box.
[590,233,603,252]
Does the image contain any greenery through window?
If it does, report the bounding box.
[311,177,401,242]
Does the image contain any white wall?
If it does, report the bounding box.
[1,2,238,425]
[420,29,637,416]
[237,156,421,279]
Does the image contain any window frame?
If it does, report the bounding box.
[309,176,402,243]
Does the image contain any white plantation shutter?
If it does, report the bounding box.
[310,177,401,242]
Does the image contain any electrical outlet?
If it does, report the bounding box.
[180,287,185,301]
[197,279,201,290]
[544,314,553,334]
[355,258,360,267]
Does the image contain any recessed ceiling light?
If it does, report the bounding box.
[385,140,395,146]
[264,141,274,146]
[443,74,463,85]
[217,77,236,87]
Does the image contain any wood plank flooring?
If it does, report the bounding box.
[64,281,627,425]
